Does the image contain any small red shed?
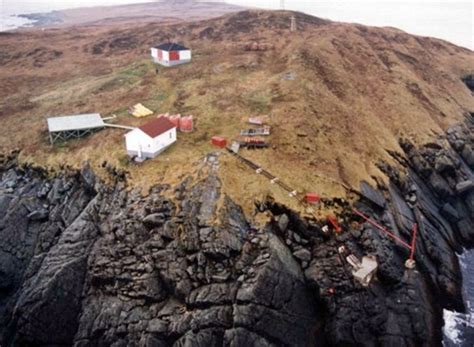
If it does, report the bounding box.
[211,136,227,148]
[305,193,320,204]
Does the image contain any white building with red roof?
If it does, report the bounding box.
[125,117,177,160]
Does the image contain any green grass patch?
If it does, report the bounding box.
[244,90,274,113]
[118,61,151,79]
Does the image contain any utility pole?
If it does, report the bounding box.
[290,15,296,32]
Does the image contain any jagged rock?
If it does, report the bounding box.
[277,214,289,232]
[293,248,312,262]
[429,172,453,198]
[196,174,220,227]
[12,200,99,345]
[440,203,460,223]
[36,182,51,198]
[461,145,474,167]
[81,163,97,192]
[143,213,166,228]
[399,138,415,154]
[162,220,176,240]
[360,181,386,208]
[457,218,474,244]
[410,153,432,177]
[187,283,234,307]
[148,319,168,333]
[143,335,168,347]
[173,328,224,347]
[27,209,49,221]
[224,328,277,346]
[202,229,242,259]
[465,192,474,217]
[235,233,319,345]
[1,118,473,347]
[455,180,474,195]
[434,155,455,175]
[223,195,250,233]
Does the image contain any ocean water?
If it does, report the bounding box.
[443,249,474,347]
[0,0,158,31]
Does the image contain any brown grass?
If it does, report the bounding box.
[1,10,473,215]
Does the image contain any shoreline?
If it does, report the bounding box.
[1,1,246,31]
[16,11,64,28]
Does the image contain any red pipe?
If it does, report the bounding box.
[409,223,418,261]
[352,208,412,250]
[326,215,343,233]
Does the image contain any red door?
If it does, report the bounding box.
[169,51,179,61]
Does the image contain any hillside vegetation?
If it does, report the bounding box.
[1,10,473,213]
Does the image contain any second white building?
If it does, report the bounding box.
[150,43,191,67]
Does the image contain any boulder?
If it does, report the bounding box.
[27,209,49,221]
[461,145,474,167]
[440,203,460,223]
[455,180,474,195]
[224,328,277,346]
[80,163,97,193]
[434,155,455,175]
[187,283,234,307]
[360,181,386,209]
[148,319,168,333]
[143,213,166,228]
[429,173,453,198]
[293,248,312,262]
[277,214,289,232]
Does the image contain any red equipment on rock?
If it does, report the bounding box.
[326,215,342,233]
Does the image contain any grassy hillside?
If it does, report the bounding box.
[1,10,473,214]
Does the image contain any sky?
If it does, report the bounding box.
[226,0,473,49]
[1,0,472,49]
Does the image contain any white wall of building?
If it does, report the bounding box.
[161,50,170,62]
[151,47,192,66]
[179,50,192,60]
[125,128,176,158]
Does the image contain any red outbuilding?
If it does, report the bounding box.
[211,136,227,148]
[305,193,320,204]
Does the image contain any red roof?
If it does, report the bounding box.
[139,117,176,138]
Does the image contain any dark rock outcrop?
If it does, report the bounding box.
[0,153,321,346]
[0,118,473,346]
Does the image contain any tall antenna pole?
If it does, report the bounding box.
[290,15,296,32]
[280,0,285,10]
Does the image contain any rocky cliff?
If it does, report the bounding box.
[0,116,473,346]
